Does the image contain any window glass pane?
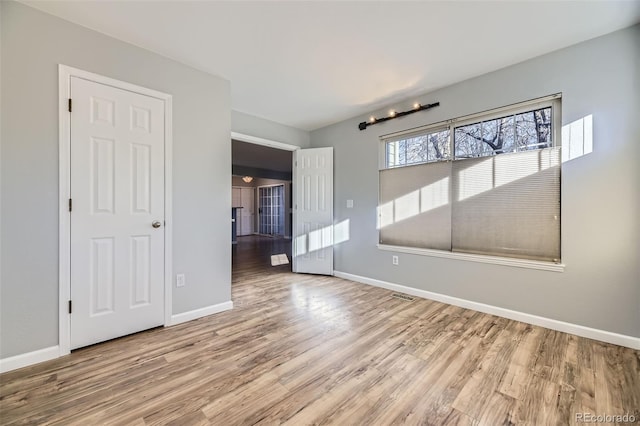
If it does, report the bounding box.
[454,122,493,158]
[515,107,552,151]
[455,107,551,159]
[399,140,407,165]
[406,135,429,165]
[386,141,397,167]
[482,116,515,154]
[385,129,450,168]
[427,129,450,161]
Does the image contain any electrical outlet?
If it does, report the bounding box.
[176,274,186,287]
[392,255,399,265]
[346,199,354,208]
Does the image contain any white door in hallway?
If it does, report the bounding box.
[293,147,333,275]
[70,76,165,349]
[239,187,255,235]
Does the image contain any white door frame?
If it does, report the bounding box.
[231,132,300,153]
[58,65,173,356]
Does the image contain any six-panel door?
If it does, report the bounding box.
[293,147,334,275]
[70,77,165,349]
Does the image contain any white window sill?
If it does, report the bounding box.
[377,244,565,272]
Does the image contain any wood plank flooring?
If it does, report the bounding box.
[1,235,638,425]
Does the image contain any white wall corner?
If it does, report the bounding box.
[168,301,233,326]
[333,271,640,350]
[0,346,61,373]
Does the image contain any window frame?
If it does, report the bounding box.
[377,94,564,272]
[379,94,562,170]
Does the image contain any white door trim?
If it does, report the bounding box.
[231,131,300,152]
[58,65,173,356]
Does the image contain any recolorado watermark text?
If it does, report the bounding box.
[575,413,637,423]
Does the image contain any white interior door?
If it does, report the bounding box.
[293,147,333,275]
[232,187,242,207]
[240,187,254,236]
[70,76,165,349]
[232,187,242,235]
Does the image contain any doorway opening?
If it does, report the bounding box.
[231,134,296,277]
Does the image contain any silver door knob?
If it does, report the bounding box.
[152,221,162,228]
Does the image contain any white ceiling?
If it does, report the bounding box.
[24,1,640,131]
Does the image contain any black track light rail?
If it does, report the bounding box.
[358,102,440,131]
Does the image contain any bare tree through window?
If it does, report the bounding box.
[387,129,450,167]
[454,107,552,159]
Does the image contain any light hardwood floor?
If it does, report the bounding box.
[1,235,638,425]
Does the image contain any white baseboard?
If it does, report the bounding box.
[0,345,60,373]
[1,302,233,373]
[333,271,640,350]
[168,301,233,326]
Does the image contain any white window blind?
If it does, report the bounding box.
[379,161,451,250]
[451,147,561,262]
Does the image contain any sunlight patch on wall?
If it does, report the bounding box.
[562,114,593,163]
[334,219,350,245]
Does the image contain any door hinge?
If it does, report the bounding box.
[68,300,72,314]
[68,98,72,112]
[68,198,72,212]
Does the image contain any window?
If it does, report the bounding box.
[379,95,561,267]
[386,128,450,167]
[384,102,556,167]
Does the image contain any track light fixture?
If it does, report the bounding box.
[358,101,440,131]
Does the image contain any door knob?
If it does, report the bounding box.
[152,221,162,228]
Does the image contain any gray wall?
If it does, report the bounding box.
[0,2,232,358]
[232,110,310,148]
[311,25,640,338]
